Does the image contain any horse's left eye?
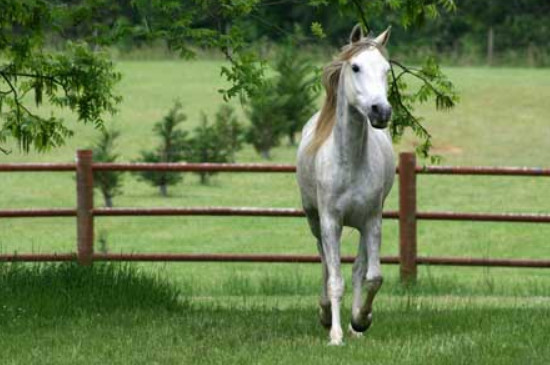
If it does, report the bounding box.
[351,64,360,73]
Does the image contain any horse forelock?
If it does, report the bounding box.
[307,38,388,154]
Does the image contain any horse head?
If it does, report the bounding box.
[341,25,392,129]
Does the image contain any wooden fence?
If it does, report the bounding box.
[1,150,550,282]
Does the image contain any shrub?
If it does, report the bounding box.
[89,129,123,207]
[213,104,244,161]
[275,36,320,145]
[135,101,188,196]
[185,104,244,184]
[245,80,287,160]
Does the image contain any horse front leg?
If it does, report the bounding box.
[320,214,344,345]
[350,215,384,334]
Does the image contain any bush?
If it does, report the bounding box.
[275,36,320,145]
[213,104,245,161]
[185,104,244,184]
[89,129,123,207]
[245,80,287,160]
[135,101,188,196]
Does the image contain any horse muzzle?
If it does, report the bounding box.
[368,103,392,129]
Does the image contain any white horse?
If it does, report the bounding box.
[296,25,395,345]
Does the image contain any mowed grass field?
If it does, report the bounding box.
[1,61,550,364]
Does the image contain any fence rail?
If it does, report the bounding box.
[3,208,550,223]
[2,253,549,268]
[3,162,550,175]
[1,150,549,282]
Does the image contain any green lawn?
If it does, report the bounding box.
[1,264,549,365]
[0,61,549,364]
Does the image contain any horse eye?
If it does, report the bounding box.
[351,64,360,73]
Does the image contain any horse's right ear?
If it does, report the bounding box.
[349,24,364,44]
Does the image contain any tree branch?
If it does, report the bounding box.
[389,62,431,138]
[351,0,371,33]
[11,71,69,94]
[0,71,22,122]
[390,59,450,103]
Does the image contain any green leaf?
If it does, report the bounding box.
[310,22,326,39]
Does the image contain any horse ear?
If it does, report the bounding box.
[349,24,364,44]
[374,26,391,47]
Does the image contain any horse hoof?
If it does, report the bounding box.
[350,320,371,333]
[328,327,344,346]
[350,312,373,333]
[348,324,364,338]
[328,338,344,346]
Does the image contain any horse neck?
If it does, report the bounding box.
[333,78,369,168]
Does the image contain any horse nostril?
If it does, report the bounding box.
[371,104,379,114]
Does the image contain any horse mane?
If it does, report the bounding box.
[307,38,388,154]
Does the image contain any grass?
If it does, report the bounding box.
[0,61,549,363]
[0,263,183,318]
[0,263,549,365]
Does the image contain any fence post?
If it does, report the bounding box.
[76,149,94,265]
[399,152,417,283]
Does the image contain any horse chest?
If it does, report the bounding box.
[334,172,385,227]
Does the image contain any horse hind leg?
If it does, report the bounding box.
[349,242,368,337]
[317,239,332,329]
[319,214,344,345]
[350,216,384,334]
[305,209,331,329]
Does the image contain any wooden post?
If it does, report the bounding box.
[76,150,94,265]
[399,152,417,283]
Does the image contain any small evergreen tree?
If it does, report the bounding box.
[275,35,320,145]
[90,129,123,208]
[185,105,244,184]
[135,102,188,196]
[214,104,244,161]
[245,80,287,160]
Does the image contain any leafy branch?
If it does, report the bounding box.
[390,59,457,110]
[388,55,459,162]
[0,43,121,153]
